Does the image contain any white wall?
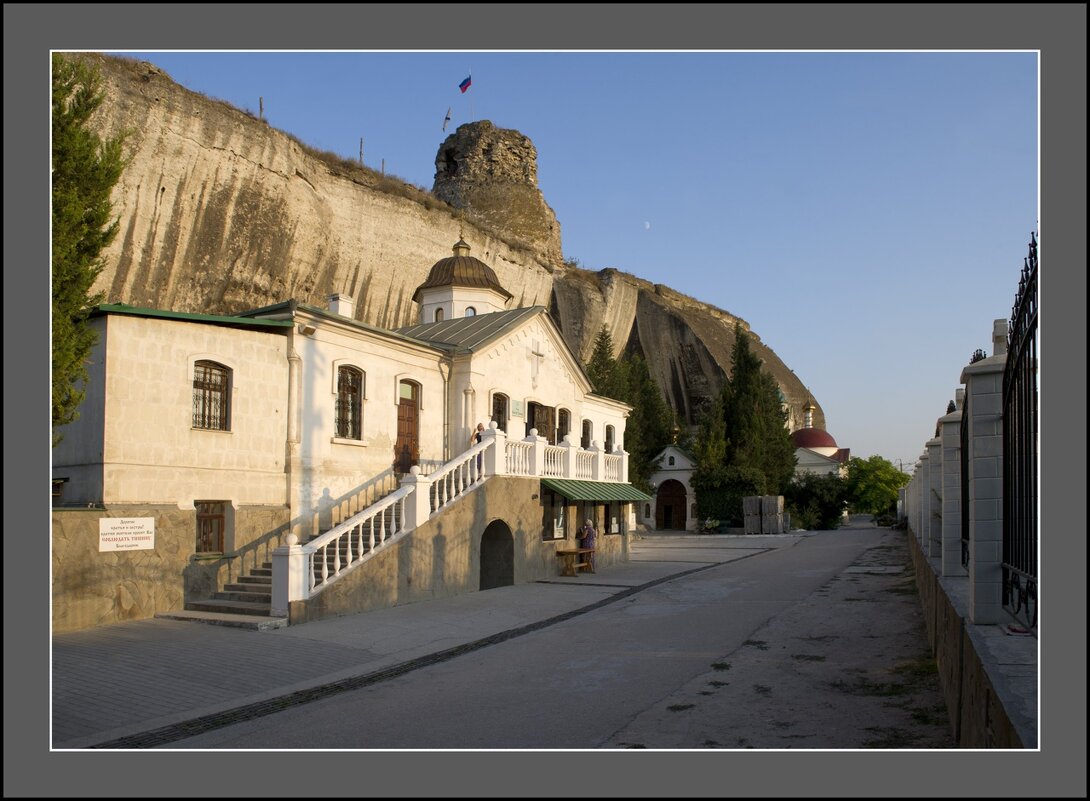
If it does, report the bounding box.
[452,313,629,452]
[54,314,290,507]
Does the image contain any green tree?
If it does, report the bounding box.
[583,328,675,490]
[584,326,624,400]
[846,455,910,517]
[692,324,797,525]
[52,53,127,445]
[720,324,797,493]
[621,353,675,490]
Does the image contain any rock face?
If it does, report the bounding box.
[433,121,563,264]
[78,53,825,433]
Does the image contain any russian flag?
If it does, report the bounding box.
[459,74,472,93]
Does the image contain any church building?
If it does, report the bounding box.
[791,399,850,477]
[51,239,650,632]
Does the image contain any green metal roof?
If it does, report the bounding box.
[395,306,544,353]
[540,478,653,502]
[91,303,294,330]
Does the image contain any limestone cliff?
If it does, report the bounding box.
[79,53,825,432]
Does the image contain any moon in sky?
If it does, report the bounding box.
[644,221,651,230]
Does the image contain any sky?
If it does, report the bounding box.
[113,50,1039,472]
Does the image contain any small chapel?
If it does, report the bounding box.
[51,239,651,633]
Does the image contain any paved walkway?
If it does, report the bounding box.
[51,530,794,748]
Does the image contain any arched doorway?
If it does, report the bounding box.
[479,520,514,590]
[655,479,688,531]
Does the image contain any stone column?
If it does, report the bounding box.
[589,442,604,481]
[271,533,308,618]
[482,421,508,477]
[560,434,578,478]
[939,389,966,576]
[526,429,547,477]
[959,321,1009,624]
[400,466,434,530]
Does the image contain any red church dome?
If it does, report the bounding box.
[791,428,838,449]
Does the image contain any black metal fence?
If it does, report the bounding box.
[1001,233,1039,629]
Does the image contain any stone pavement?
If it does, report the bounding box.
[51,523,1018,750]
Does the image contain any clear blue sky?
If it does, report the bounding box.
[114,50,1038,471]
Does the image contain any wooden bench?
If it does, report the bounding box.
[556,547,595,577]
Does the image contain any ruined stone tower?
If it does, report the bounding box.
[433,121,563,264]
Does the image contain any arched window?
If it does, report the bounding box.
[491,392,509,433]
[557,408,571,443]
[464,306,477,318]
[668,456,676,466]
[335,366,364,440]
[434,308,445,322]
[193,360,231,431]
[605,425,615,454]
[581,420,592,450]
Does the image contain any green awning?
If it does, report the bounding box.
[540,478,653,502]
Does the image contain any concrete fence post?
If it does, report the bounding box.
[960,320,1009,624]
[939,395,965,577]
[926,436,943,558]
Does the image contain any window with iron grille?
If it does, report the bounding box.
[196,501,227,553]
[336,366,364,440]
[192,361,231,431]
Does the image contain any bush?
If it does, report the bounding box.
[784,472,848,530]
[693,464,766,527]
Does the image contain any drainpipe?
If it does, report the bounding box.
[287,346,301,446]
[439,352,453,462]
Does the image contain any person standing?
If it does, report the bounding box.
[580,518,597,573]
[469,422,485,472]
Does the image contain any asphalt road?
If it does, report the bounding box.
[163,526,952,749]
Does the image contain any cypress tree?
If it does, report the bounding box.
[585,326,623,400]
[621,353,675,489]
[692,323,797,524]
[52,54,127,445]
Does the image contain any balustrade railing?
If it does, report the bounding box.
[604,454,622,482]
[429,441,487,513]
[543,445,565,477]
[305,486,411,593]
[506,440,533,476]
[277,424,631,610]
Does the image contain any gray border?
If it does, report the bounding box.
[7,3,1085,798]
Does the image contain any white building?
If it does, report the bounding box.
[642,445,699,531]
[51,239,649,631]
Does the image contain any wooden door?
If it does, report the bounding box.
[394,382,419,473]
